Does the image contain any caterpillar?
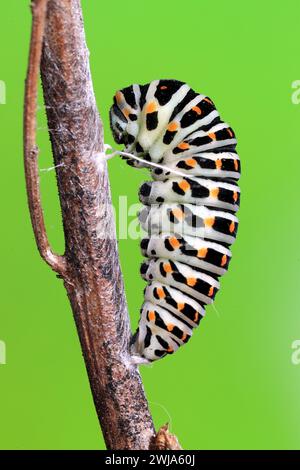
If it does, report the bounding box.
[109,79,240,363]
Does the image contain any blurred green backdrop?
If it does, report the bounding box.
[0,0,300,450]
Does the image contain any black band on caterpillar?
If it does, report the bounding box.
[109,79,240,363]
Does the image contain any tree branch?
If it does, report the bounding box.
[24,0,157,450]
[24,0,182,451]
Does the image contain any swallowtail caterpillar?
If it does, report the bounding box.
[110,79,240,363]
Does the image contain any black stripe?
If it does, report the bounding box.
[169,88,198,121]
[139,83,150,110]
[121,85,137,109]
[154,79,185,106]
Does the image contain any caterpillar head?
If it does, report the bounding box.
[109,85,145,168]
[109,79,192,168]
[109,103,128,145]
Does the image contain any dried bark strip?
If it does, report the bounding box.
[150,425,182,451]
[24,0,156,449]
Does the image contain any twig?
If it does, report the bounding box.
[24,0,158,450]
[23,0,66,275]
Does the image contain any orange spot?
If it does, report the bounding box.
[177,303,185,311]
[186,158,197,168]
[146,101,157,113]
[181,333,187,341]
[233,191,238,202]
[229,221,235,233]
[204,97,213,104]
[163,263,173,273]
[192,106,202,115]
[197,247,208,258]
[208,286,214,297]
[157,287,165,299]
[210,188,219,198]
[234,159,239,171]
[115,91,123,103]
[208,132,216,140]
[178,142,190,150]
[148,310,156,321]
[169,236,181,249]
[167,324,174,332]
[172,208,184,220]
[187,278,197,287]
[167,346,173,353]
[167,121,179,132]
[194,312,199,323]
[205,217,215,228]
[178,180,190,192]
[221,254,227,266]
[227,128,234,138]
[160,85,168,90]
[122,108,130,118]
[216,159,222,170]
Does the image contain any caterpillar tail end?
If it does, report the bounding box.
[130,353,152,366]
[130,346,152,366]
[130,331,152,365]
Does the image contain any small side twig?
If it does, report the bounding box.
[23,0,66,275]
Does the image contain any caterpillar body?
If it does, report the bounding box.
[109,79,240,363]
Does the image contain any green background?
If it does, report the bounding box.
[0,0,299,450]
